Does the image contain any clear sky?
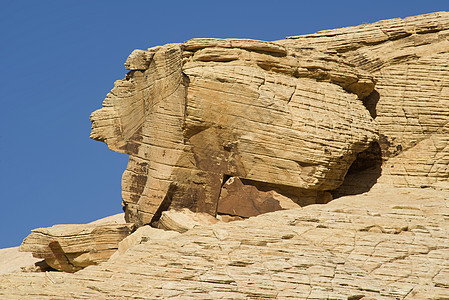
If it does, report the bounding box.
[0,0,447,249]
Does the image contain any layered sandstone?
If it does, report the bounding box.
[19,223,134,272]
[278,11,449,192]
[90,34,378,226]
[90,12,449,227]
[5,11,449,298]
[1,188,448,299]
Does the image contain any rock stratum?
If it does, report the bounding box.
[2,11,449,299]
[90,11,449,226]
[2,188,449,299]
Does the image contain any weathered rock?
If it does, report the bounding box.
[1,187,448,299]
[90,36,378,226]
[0,247,41,274]
[4,11,449,298]
[19,223,134,272]
[157,208,219,233]
[110,226,180,260]
[217,176,302,217]
[278,11,449,192]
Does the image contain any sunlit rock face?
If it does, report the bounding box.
[90,12,449,226]
[90,37,378,226]
[279,11,449,192]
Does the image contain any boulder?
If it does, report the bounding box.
[90,38,378,226]
[19,223,134,272]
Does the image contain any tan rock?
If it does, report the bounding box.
[19,223,134,272]
[278,11,449,192]
[4,12,449,298]
[157,208,219,233]
[110,226,180,260]
[1,187,448,299]
[90,36,378,226]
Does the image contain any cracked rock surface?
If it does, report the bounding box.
[1,187,448,299]
[279,11,449,191]
[3,11,449,299]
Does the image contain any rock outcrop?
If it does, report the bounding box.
[1,187,449,299]
[90,27,379,227]
[278,11,449,193]
[19,223,134,272]
[90,12,449,227]
[5,11,449,299]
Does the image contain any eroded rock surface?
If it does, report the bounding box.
[279,11,449,192]
[19,223,134,272]
[1,187,448,299]
[4,11,449,298]
[90,12,449,226]
[90,32,379,226]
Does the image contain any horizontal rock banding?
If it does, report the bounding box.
[91,38,378,225]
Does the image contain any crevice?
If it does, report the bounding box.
[331,142,383,198]
[181,72,190,144]
[363,90,380,119]
[149,183,177,227]
[215,174,232,216]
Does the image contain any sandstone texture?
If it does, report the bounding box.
[19,223,134,272]
[158,208,219,233]
[1,188,449,299]
[90,12,449,227]
[4,11,449,299]
[278,11,449,192]
[90,28,378,226]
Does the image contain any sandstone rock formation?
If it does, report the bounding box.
[90,26,379,227]
[1,187,448,299]
[4,11,449,299]
[277,11,449,194]
[90,11,449,227]
[19,223,134,272]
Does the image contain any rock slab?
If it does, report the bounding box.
[1,187,448,299]
[19,223,134,272]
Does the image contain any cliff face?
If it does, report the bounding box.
[90,12,449,227]
[90,32,381,227]
[279,11,449,193]
[3,12,449,299]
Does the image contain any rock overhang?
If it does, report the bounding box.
[90,37,379,226]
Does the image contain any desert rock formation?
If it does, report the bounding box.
[90,12,449,227]
[2,187,449,299]
[19,223,134,272]
[90,24,380,227]
[3,11,449,299]
[278,11,449,194]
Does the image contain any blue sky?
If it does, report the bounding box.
[0,0,447,248]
